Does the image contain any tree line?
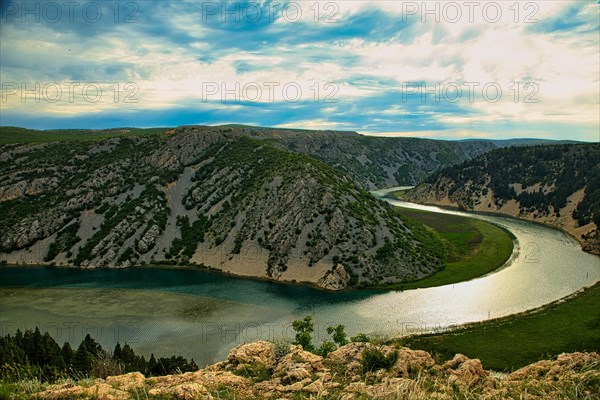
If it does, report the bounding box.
[0,328,197,383]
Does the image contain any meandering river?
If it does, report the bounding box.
[1,187,598,365]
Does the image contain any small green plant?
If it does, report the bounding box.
[326,324,349,347]
[234,363,271,383]
[272,338,291,360]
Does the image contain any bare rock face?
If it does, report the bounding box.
[35,342,600,400]
[136,224,160,254]
[317,264,351,290]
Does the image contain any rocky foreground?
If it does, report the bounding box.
[35,342,599,399]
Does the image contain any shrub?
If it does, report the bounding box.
[272,338,291,360]
[351,333,370,343]
[292,316,315,352]
[361,348,398,372]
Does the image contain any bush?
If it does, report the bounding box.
[361,348,398,372]
[272,338,291,360]
[326,324,349,347]
[90,351,123,379]
[317,341,338,357]
[350,333,370,343]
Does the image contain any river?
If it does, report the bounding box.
[1,187,598,365]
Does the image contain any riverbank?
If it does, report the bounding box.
[397,282,600,371]
[0,201,514,293]
[373,206,514,290]
[391,189,600,256]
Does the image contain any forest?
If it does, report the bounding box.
[0,328,197,383]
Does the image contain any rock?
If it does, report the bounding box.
[39,382,130,400]
[509,352,600,381]
[442,353,469,370]
[33,347,600,400]
[149,382,212,400]
[227,341,276,369]
[303,378,325,394]
[105,371,145,391]
[274,345,323,385]
[448,358,490,388]
[318,263,351,290]
[137,224,160,253]
[392,347,436,377]
[327,342,369,366]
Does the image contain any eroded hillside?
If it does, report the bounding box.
[0,126,446,289]
[404,144,600,254]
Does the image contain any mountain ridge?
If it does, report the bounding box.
[403,143,600,254]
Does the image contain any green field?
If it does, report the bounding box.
[388,189,408,198]
[391,207,514,289]
[396,283,600,371]
[0,126,169,144]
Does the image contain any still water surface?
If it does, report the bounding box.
[1,187,598,365]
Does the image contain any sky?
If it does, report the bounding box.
[0,0,598,141]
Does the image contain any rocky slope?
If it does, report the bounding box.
[0,126,446,289]
[34,341,600,399]
[404,144,600,254]
[216,125,497,189]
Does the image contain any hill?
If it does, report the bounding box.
[404,144,600,254]
[218,125,498,188]
[1,125,499,189]
[0,126,446,289]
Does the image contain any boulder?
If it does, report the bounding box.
[227,341,276,368]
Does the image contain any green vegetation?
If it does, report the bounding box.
[361,348,398,372]
[427,143,600,226]
[0,328,198,384]
[389,189,408,199]
[291,316,352,357]
[388,207,513,289]
[44,221,81,262]
[398,283,600,371]
[0,126,169,144]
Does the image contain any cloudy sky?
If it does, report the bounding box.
[0,0,598,140]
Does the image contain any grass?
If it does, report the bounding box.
[0,126,170,144]
[396,283,600,371]
[389,189,408,198]
[390,206,514,289]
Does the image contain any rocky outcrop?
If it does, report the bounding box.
[35,342,600,400]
